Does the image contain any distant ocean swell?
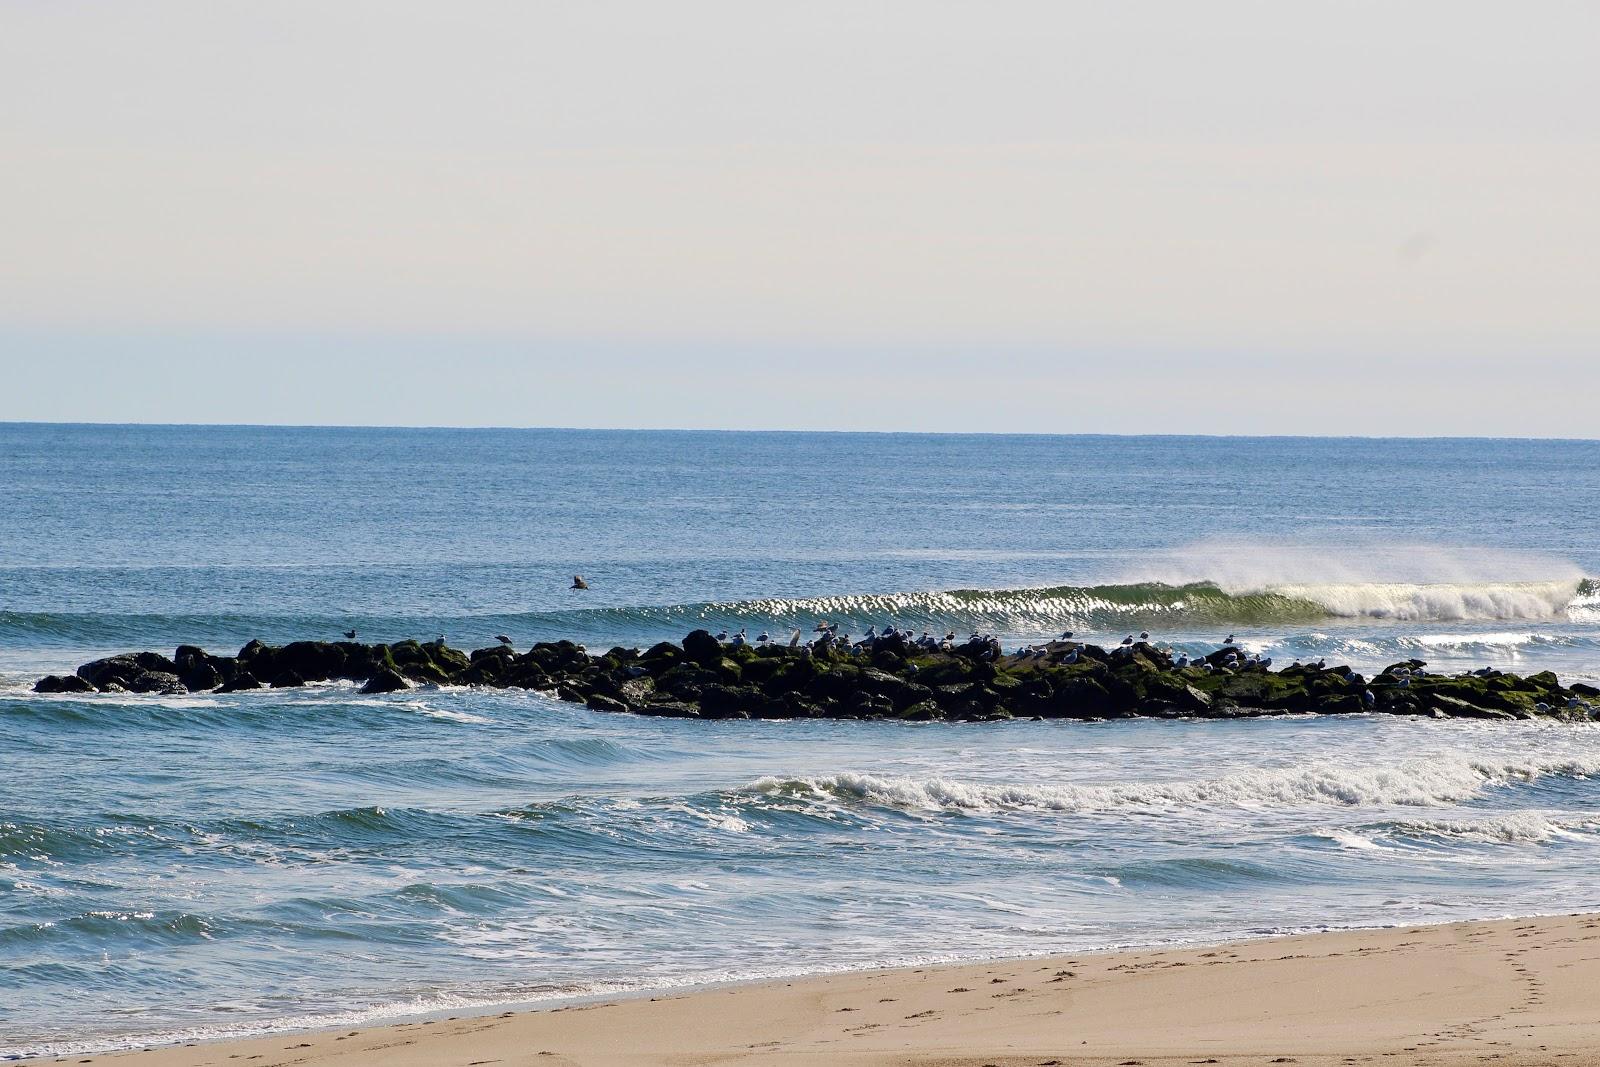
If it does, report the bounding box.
[2,578,1596,651]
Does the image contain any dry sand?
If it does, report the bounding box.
[46,913,1600,1067]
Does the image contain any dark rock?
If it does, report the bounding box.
[122,670,186,695]
[173,645,238,691]
[33,674,95,694]
[217,672,262,693]
[55,630,1594,728]
[682,629,724,666]
[360,668,410,694]
[76,652,177,690]
[637,700,702,718]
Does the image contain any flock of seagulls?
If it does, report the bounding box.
[326,615,1457,687]
[773,622,979,656]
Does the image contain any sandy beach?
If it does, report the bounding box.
[48,913,1600,1067]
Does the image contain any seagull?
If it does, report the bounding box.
[570,575,589,590]
[789,629,802,647]
[1138,631,1149,641]
[1063,648,1080,664]
[732,629,748,646]
[1059,631,1074,640]
[715,630,729,642]
[757,631,770,644]
[1363,690,1377,708]
[814,621,832,633]
[343,629,358,640]
[496,634,513,646]
[1535,701,1551,713]
[1224,634,1236,645]
[1121,635,1134,646]
[1175,654,1190,668]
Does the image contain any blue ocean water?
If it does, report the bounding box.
[4,424,1600,1057]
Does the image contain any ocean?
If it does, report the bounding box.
[4,424,1600,1058]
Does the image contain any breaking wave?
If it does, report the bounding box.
[747,756,1600,817]
[3,578,1595,651]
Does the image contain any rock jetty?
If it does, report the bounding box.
[31,632,1600,722]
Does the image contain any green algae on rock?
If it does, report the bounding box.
[35,631,1600,724]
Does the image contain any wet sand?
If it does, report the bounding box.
[54,913,1600,1067]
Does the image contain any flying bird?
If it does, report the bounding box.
[571,575,589,590]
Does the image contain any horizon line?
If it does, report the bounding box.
[1,418,1598,445]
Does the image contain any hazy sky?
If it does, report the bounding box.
[2,1,1596,434]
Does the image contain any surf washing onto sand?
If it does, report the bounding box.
[5,426,1600,1057]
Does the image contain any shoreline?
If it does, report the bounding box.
[32,912,1600,1066]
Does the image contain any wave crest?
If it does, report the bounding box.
[2,577,1595,652]
[748,758,1600,816]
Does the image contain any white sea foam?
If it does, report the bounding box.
[1325,811,1600,851]
[1388,812,1600,845]
[1269,581,1578,623]
[751,757,1600,816]
[1124,540,1590,622]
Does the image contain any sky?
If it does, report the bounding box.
[2,1,1596,434]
